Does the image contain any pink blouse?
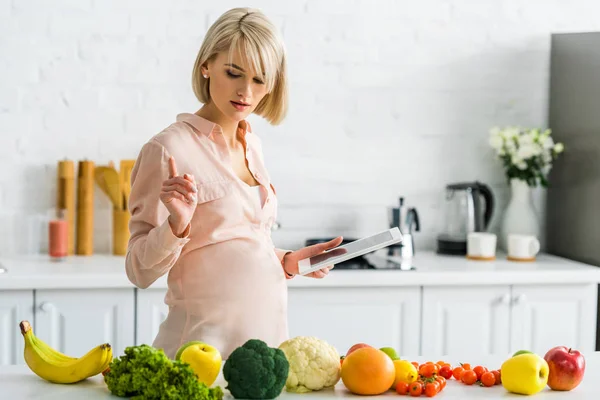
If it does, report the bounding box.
[125,113,293,360]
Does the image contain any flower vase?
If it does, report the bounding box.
[500,178,540,250]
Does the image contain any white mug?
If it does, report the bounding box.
[467,232,497,260]
[507,234,540,261]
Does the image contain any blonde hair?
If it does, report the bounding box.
[192,8,288,125]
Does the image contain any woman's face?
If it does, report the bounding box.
[202,50,269,122]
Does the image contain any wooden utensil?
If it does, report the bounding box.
[56,159,75,255]
[76,160,95,255]
[95,166,122,210]
[119,160,136,210]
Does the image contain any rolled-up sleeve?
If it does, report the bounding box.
[274,248,295,279]
[125,139,191,289]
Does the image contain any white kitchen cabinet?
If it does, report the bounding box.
[421,286,511,357]
[34,289,135,359]
[287,287,421,357]
[135,289,168,347]
[0,290,34,366]
[510,284,598,354]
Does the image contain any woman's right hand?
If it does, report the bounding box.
[160,156,198,237]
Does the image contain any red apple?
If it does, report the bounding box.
[544,346,585,391]
[346,343,372,357]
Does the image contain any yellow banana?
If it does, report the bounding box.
[19,320,113,384]
[31,334,77,364]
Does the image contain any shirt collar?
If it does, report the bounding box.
[176,113,253,139]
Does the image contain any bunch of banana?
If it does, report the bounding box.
[19,320,113,384]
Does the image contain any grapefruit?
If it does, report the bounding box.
[341,347,395,395]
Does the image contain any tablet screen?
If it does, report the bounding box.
[306,230,395,267]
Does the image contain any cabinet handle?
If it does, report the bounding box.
[500,293,511,304]
[39,302,55,312]
[513,294,527,305]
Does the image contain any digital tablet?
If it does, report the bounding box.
[297,227,403,276]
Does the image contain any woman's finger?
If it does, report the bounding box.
[310,269,328,279]
[168,156,178,178]
[325,236,343,249]
[160,190,186,204]
[162,184,196,200]
[183,173,196,183]
[315,236,343,253]
[163,177,197,192]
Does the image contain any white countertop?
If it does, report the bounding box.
[3,352,599,399]
[0,251,599,290]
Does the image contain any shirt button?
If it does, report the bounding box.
[255,173,261,179]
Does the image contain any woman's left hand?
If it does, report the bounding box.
[283,236,344,279]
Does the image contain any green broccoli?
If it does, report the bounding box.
[223,339,289,399]
[104,344,224,400]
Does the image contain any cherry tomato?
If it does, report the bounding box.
[481,371,496,387]
[411,361,419,369]
[419,363,437,378]
[461,362,472,370]
[452,366,464,380]
[436,360,446,367]
[435,376,446,390]
[439,365,453,380]
[396,381,409,395]
[473,365,488,380]
[409,381,423,397]
[461,369,478,385]
[424,382,439,397]
[492,369,502,385]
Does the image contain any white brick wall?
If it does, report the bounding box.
[1,0,599,255]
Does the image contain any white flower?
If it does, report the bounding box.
[540,129,552,139]
[518,144,537,160]
[519,132,534,146]
[489,126,501,136]
[505,138,517,155]
[503,127,520,140]
[489,135,503,150]
[517,161,527,170]
[554,143,564,153]
[512,153,522,165]
[541,135,555,150]
[542,151,552,164]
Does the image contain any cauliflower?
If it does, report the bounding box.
[278,336,341,393]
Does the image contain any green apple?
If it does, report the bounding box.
[513,349,533,357]
[501,353,549,395]
[379,347,399,360]
[176,341,222,386]
[175,340,205,361]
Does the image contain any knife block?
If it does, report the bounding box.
[112,209,130,256]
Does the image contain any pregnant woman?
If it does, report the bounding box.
[125,7,342,360]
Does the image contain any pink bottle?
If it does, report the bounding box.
[49,209,68,260]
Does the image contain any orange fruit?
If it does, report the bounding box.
[341,347,395,395]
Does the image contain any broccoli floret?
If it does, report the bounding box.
[104,344,224,400]
[223,339,289,399]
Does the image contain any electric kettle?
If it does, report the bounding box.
[436,181,495,255]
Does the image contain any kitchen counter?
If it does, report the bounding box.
[0,251,599,290]
[2,352,599,399]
